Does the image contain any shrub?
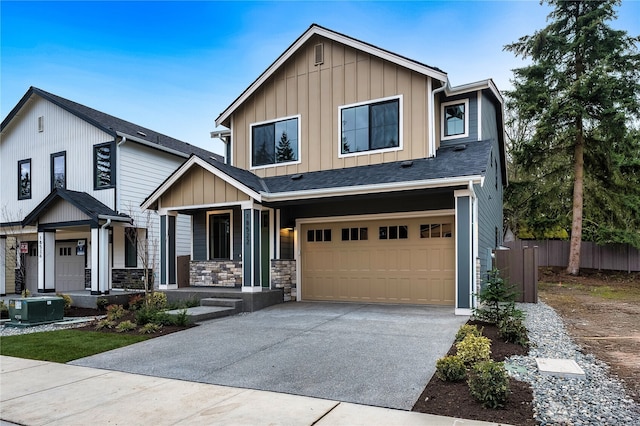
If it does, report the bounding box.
[96,298,109,311]
[21,289,31,298]
[456,334,491,366]
[106,304,126,321]
[139,323,162,334]
[498,316,530,347]
[435,355,467,382]
[455,324,483,343]
[1,301,9,318]
[56,293,73,314]
[467,360,510,409]
[128,294,145,311]
[115,320,137,332]
[134,306,158,326]
[95,319,116,330]
[173,309,190,327]
[473,269,519,324]
[146,292,167,310]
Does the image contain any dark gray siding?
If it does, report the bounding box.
[192,207,243,261]
[457,196,471,309]
[440,93,478,146]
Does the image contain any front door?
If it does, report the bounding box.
[55,241,86,292]
[25,242,38,294]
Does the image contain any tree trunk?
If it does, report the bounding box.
[567,127,584,275]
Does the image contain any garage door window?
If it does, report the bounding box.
[307,229,331,242]
[341,227,368,241]
[420,223,453,238]
[379,225,408,240]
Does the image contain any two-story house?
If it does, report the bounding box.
[0,87,221,296]
[142,24,506,314]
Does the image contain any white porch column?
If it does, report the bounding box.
[91,227,99,294]
[99,224,110,294]
[38,231,55,293]
[0,237,6,295]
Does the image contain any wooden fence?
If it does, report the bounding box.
[503,240,640,273]
[495,246,538,303]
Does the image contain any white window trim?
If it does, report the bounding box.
[338,95,403,159]
[441,98,469,141]
[249,114,302,170]
[206,209,234,261]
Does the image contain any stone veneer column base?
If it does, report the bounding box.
[271,259,296,302]
[190,260,243,287]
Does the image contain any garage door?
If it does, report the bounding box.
[301,216,455,305]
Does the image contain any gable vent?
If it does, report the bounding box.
[314,43,324,66]
[38,116,44,132]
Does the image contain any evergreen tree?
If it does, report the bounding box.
[275,131,294,162]
[504,0,640,274]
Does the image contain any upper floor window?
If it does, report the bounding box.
[18,159,32,200]
[51,151,66,190]
[251,116,300,168]
[441,99,469,140]
[94,142,115,189]
[340,96,401,156]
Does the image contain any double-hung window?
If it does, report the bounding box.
[340,96,401,156]
[94,142,115,189]
[51,151,66,190]
[251,116,300,168]
[441,99,469,140]
[18,159,32,200]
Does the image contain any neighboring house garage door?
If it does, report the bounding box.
[301,216,455,305]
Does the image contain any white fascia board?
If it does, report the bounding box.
[141,156,262,211]
[215,25,448,127]
[445,79,503,105]
[210,128,231,140]
[116,132,189,159]
[262,175,483,203]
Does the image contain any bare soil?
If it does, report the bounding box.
[538,267,640,402]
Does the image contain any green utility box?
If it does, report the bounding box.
[6,297,65,327]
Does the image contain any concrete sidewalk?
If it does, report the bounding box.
[1,356,504,426]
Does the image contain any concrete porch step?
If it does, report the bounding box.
[166,306,237,323]
[200,297,243,309]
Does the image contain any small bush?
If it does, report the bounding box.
[95,319,116,330]
[146,292,167,310]
[21,289,31,298]
[455,324,483,343]
[96,298,109,311]
[498,316,529,347]
[456,334,491,366]
[106,304,126,321]
[115,320,137,332]
[173,309,190,327]
[56,293,73,314]
[467,360,510,409]
[134,306,158,325]
[128,294,145,311]
[435,355,467,382]
[139,323,162,334]
[473,269,518,324]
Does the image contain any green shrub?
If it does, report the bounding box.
[455,324,483,343]
[139,323,162,334]
[498,316,530,347]
[467,360,510,409]
[146,292,167,310]
[456,334,491,365]
[134,306,158,325]
[128,294,145,311]
[473,269,519,324]
[56,293,73,314]
[95,319,116,330]
[106,304,126,321]
[173,309,190,327]
[96,298,109,311]
[435,355,467,382]
[115,320,137,332]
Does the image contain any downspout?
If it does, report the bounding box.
[100,219,112,294]
[430,81,448,158]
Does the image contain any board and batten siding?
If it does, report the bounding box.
[230,35,433,176]
[0,96,114,223]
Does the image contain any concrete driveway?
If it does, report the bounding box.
[70,302,468,410]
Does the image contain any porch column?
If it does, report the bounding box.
[455,189,475,315]
[90,224,110,295]
[159,214,177,289]
[242,208,261,292]
[38,230,55,293]
[0,236,5,295]
[91,227,99,294]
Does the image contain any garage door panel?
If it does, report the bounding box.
[302,217,455,305]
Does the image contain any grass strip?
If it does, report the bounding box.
[0,329,149,363]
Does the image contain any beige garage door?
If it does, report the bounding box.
[301,216,455,305]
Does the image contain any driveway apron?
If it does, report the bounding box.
[70,302,468,410]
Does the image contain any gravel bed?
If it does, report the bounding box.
[506,301,640,425]
[1,316,101,337]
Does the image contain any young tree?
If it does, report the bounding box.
[505,0,640,274]
[275,131,295,162]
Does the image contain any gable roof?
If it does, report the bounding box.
[1,86,223,162]
[22,188,132,227]
[215,24,448,128]
[142,140,493,209]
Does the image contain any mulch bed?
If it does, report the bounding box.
[412,320,537,425]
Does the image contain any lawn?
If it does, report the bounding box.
[0,329,150,363]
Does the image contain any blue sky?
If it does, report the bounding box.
[2,1,639,156]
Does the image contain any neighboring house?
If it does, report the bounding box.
[0,87,222,296]
[143,24,507,314]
